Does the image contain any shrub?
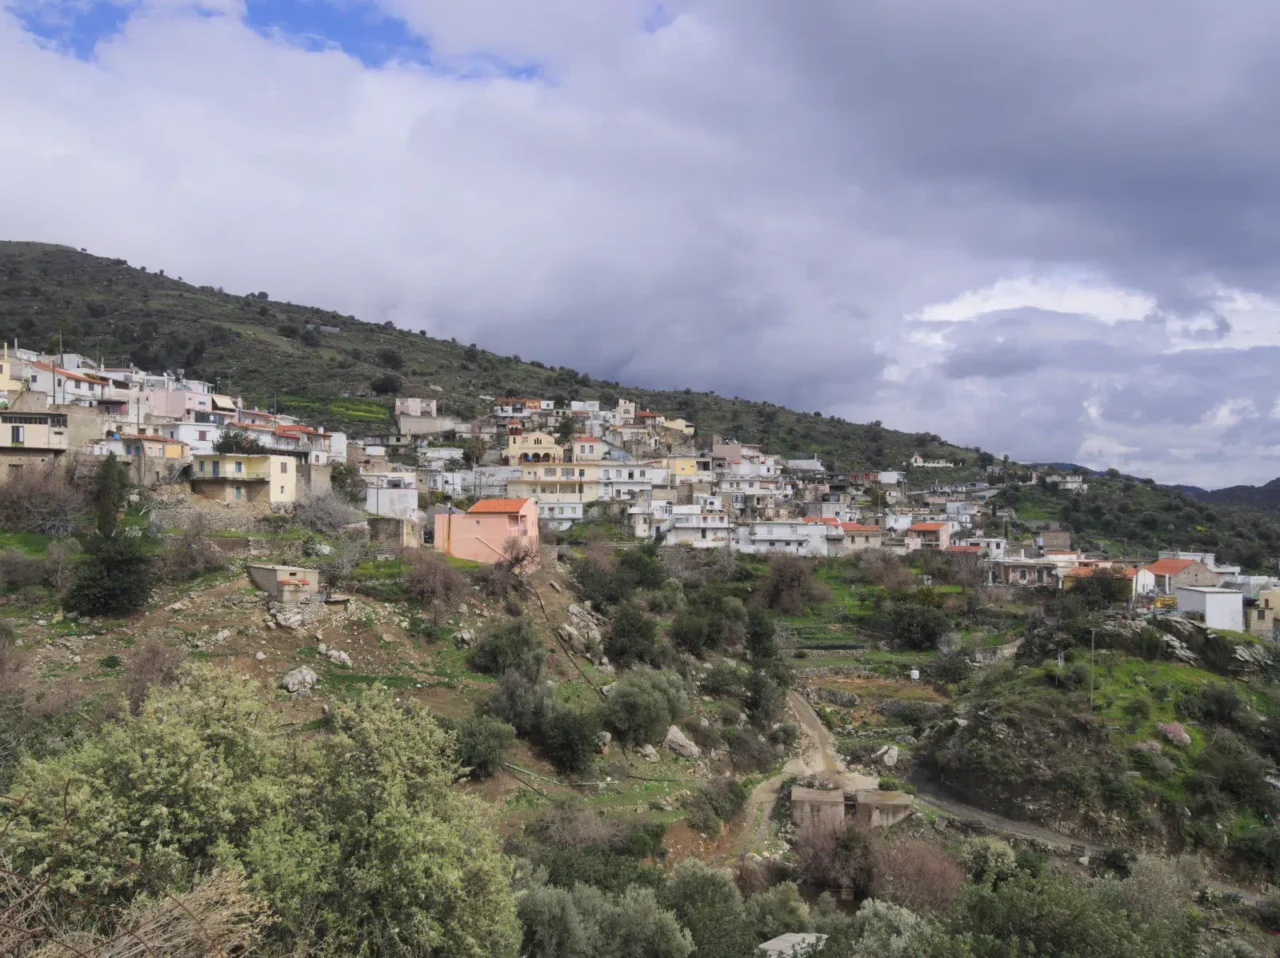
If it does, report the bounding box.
[0,464,87,537]
[603,669,688,746]
[726,727,782,773]
[403,549,467,624]
[519,883,692,958]
[744,882,811,942]
[42,538,82,594]
[489,666,553,736]
[670,610,712,655]
[541,704,602,776]
[795,821,877,896]
[757,555,831,615]
[449,714,515,779]
[125,636,187,715]
[375,346,403,369]
[659,859,755,958]
[745,608,779,661]
[891,602,951,650]
[873,838,965,913]
[294,491,362,535]
[960,837,1019,886]
[470,617,544,676]
[686,779,747,836]
[65,534,153,616]
[701,663,749,699]
[156,522,225,583]
[0,549,45,593]
[925,649,973,685]
[605,601,660,666]
[369,373,402,395]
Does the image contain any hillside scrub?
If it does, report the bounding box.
[756,555,832,615]
[605,600,661,666]
[402,549,467,623]
[603,668,689,746]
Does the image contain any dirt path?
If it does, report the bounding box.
[732,691,877,856]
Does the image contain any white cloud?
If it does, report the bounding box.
[915,275,1156,325]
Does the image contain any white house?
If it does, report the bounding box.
[733,520,840,557]
[364,472,419,521]
[1176,586,1244,631]
[667,500,732,547]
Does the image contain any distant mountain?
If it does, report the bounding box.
[1193,477,1280,508]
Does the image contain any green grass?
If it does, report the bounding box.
[0,532,53,556]
[322,670,419,691]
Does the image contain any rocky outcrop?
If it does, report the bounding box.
[664,725,701,758]
[281,667,318,694]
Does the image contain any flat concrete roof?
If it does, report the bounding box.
[791,787,845,804]
[855,789,913,807]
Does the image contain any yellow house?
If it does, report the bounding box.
[504,431,564,464]
[118,434,189,487]
[508,462,604,502]
[667,456,713,482]
[1246,588,1280,637]
[0,344,23,395]
[0,408,70,481]
[191,453,297,505]
[665,418,696,436]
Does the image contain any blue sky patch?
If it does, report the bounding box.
[243,0,432,67]
[12,0,132,60]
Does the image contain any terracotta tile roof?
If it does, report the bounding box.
[1066,565,1137,578]
[946,545,982,553]
[841,523,882,533]
[908,522,946,532]
[803,516,841,525]
[1143,558,1196,576]
[467,498,532,514]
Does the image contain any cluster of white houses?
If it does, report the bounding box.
[3,347,1272,635]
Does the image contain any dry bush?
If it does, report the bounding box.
[532,801,625,850]
[0,622,23,698]
[0,465,87,537]
[125,637,187,715]
[403,549,467,623]
[872,837,965,913]
[156,521,226,584]
[474,538,536,600]
[42,539,82,595]
[317,532,371,591]
[295,491,363,535]
[852,550,916,590]
[0,861,268,958]
[794,820,877,896]
[733,855,771,897]
[757,555,832,615]
[0,550,46,593]
[582,528,615,571]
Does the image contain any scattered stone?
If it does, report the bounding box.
[454,629,475,649]
[326,649,353,668]
[71,655,81,664]
[664,725,701,759]
[255,651,266,661]
[639,744,660,763]
[318,642,328,654]
[595,730,612,753]
[165,601,187,612]
[281,667,318,693]
[548,581,562,593]
[872,744,889,760]
[214,629,233,643]
[601,682,617,696]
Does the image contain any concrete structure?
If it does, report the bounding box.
[853,789,914,829]
[839,523,883,553]
[1176,586,1245,631]
[433,497,539,564]
[395,397,438,418]
[368,516,423,549]
[758,933,828,957]
[191,453,298,505]
[0,407,69,481]
[248,564,319,606]
[906,521,951,551]
[1245,587,1280,637]
[504,431,563,464]
[111,434,189,487]
[364,472,419,520]
[790,787,846,830]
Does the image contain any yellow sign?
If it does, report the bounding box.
[1154,595,1177,609]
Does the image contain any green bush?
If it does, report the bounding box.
[66,533,154,616]
[891,602,951,650]
[603,669,688,746]
[541,704,602,776]
[470,617,544,676]
[448,714,516,779]
[605,601,660,666]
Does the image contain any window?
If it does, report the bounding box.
[280,485,285,495]
[199,461,205,473]
[639,470,646,478]
[628,471,634,480]
[578,469,585,478]
[561,468,572,478]
[235,486,242,499]
[280,461,288,474]
[235,461,244,473]
[544,467,555,477]
[10,425,23,445]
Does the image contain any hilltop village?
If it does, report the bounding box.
[1,345,1271,631]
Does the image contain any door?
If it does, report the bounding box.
[212,460,220,478]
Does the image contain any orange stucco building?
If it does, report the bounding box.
[433,498,540,564]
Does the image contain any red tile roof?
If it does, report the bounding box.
[908,522,946,532]
[803,516,841,525]
[946,545,982,553]
[841,523,881,533]
[1142,558,1196,576]
[467,498,532,515]
[1066,565,1137,578]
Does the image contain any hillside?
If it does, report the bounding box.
[1193,477,1280,509]
[0,240,972,470]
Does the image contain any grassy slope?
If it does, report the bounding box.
[0,241,972,466]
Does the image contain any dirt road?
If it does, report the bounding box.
[734,691,877,855]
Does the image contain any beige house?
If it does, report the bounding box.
[503,431,563,464]
[0,408,69,482]
[248,564,319,606]
[840,523,883,553]
[191,453,298,505]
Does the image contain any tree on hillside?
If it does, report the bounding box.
[67,453,153,615]
[370,373,402,395]
[214,428,267,455]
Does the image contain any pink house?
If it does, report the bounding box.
[434,498,540,564]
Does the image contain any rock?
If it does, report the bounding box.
[557,624,586,654]
[664,725,701,759]
[639,743,660,763]
[601,682,617,696]
[326,649,353,668]
[316,543,332,556]
[71,655,81,664]
[699,716,710,728]
[255,651,266,661]
[1159,722,1192,747]
[817,688,859,708]
[549,580,562,593]
[318,642,328,654]
[882,747,899,767]
[282,667,318,693]
[454,629,475,649]
[595,730,612,753]
[872,744,889,760]
[214,629,233,643]
[165,601,187,612]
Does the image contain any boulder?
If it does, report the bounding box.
[1160,722,1192,747]
[639,743,660,763]
[453,629,476,649]
[281,666,318,693]
[664,725,701,759]
[214,629,233,643]
[326,649,353,668]
[882,746,900,767]
[254,651,266,661]
[318,642,328,654]
[595,731,612,753]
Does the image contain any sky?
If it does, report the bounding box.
[4,1,1280,489]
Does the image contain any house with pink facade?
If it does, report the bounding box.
[906,521,951,551]
[433,498,540,564]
